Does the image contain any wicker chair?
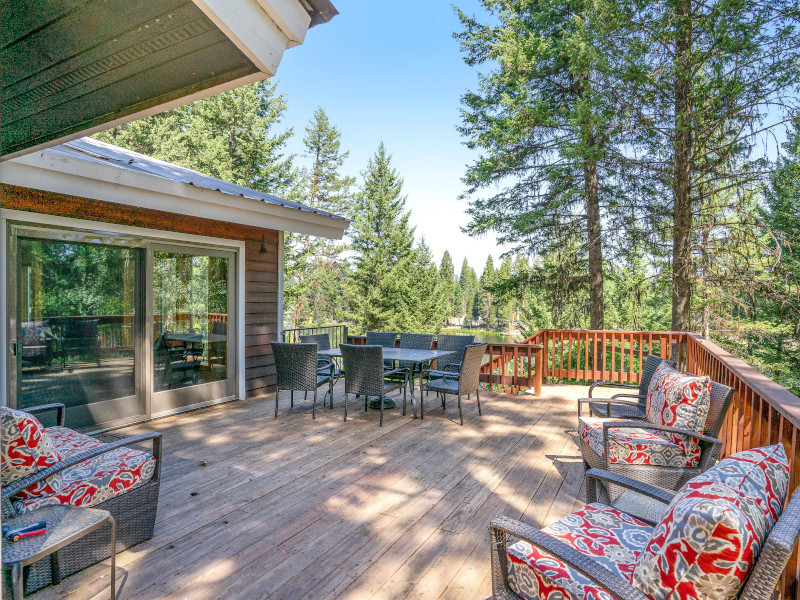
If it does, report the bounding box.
[1,404,161,595]
[580,379,735,492]
[577,354,676,419]
[420,343,485,425]
[339,344,407,426]
[490,451,800,600]
[365,331,398,348]
[423,333,475,382]
[388,333,435,383]
[299,333,342,388]
[270,342,334,419]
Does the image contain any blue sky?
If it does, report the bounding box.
[274,0,505,274]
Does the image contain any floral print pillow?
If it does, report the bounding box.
[645,363,712,440]
[0,407,63,501]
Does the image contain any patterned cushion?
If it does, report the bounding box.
[578,417,700,468]
[682,444,789,527]
[507,504,653,600]
[12,426,156,514]
[632,445,790,600]
[645,364,711,441]
[0,408,63,502]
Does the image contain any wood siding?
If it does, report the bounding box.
[1,183,280,397]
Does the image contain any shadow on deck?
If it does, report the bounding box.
[31,382,596,600]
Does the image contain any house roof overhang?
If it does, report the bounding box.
[0,137,350,240]
[0,0,338,161]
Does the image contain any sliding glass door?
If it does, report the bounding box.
[11,233,145,429]
[7,224,238,430]
[150,245,235,415]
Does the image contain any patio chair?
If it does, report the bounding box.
[339,344,407,426]
[423,333,475,383]
[420,343,485,425]
[490,445,798,600]
[577,354,676,419]
[270,342,334,419]
[366,331,398,369]
[300,333,342,391]
[1,404,161,595]
[388,333,435,383]
[578,363,735,492]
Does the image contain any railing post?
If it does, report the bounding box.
[534,345,543,397]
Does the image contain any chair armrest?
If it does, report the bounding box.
[444,363,461,372]
[577,397,642,417]
[317,358,334,376]
[24,403,66,426]
[588,381,639,398]
[384,368,408,379]
[490,516,649,600]
[2,432,163,503]
[585,468,676,505]
[610,393,645,400]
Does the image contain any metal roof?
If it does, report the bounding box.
[54,137,348,222]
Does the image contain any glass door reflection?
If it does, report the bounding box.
[16,237,142,428]
[152,250,231,404]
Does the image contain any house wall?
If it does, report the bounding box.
[1,183,280,397]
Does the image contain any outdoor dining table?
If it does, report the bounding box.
[318,347,457,419]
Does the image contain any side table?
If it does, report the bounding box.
[2,505,115,599]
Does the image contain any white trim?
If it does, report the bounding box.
[192,0,291,75]
[255,0,311,47]
[0,217,7,407]
[278,231,285,340]
[0,152,349,240]
[237,247,246,400]
[0,210,247,405]
[0,73,267,162]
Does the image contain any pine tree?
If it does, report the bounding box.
[350,143,417,332]
[459,258,478,326]
[94,80,295,193]
[439,250,458,322]
[413,240,447,332]
[285,108,355,328]
[478,256,497,329]
[455,0,628,330]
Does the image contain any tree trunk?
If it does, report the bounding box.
[584,156,604,331]
[671,0,693,333]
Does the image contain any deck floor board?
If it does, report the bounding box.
[31,383,591,600]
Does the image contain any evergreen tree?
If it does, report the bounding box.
[455,0,628,330]
[439,250,458,321]
[478,256,497,328]
[350,143,417,332]
[94,80,295,193]
[412,240,448,332]
[285,108,355,328]
[459,258,479,326]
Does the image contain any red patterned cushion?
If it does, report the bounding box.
[578,417,700,468]
[507,504,653,600]
[645,364,711,443]
[13,427,156,514]
[1,407,63,502]
[632,445,790,600]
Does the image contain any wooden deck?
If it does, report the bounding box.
[32,382,599,600]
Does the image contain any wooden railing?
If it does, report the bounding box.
[345,334,543,395]
[526,329,687,384]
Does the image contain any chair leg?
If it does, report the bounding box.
[344,393,348,422]
[476,388,482,416]
[458,394,463,426]
[275,390,279,418]
[330,379,334,408]
[305,390,308,401]
[380,395,385,427]
[420,387,424,419]
[312,389,317,419]
[365,394,369,411]
[291,390,294,407]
